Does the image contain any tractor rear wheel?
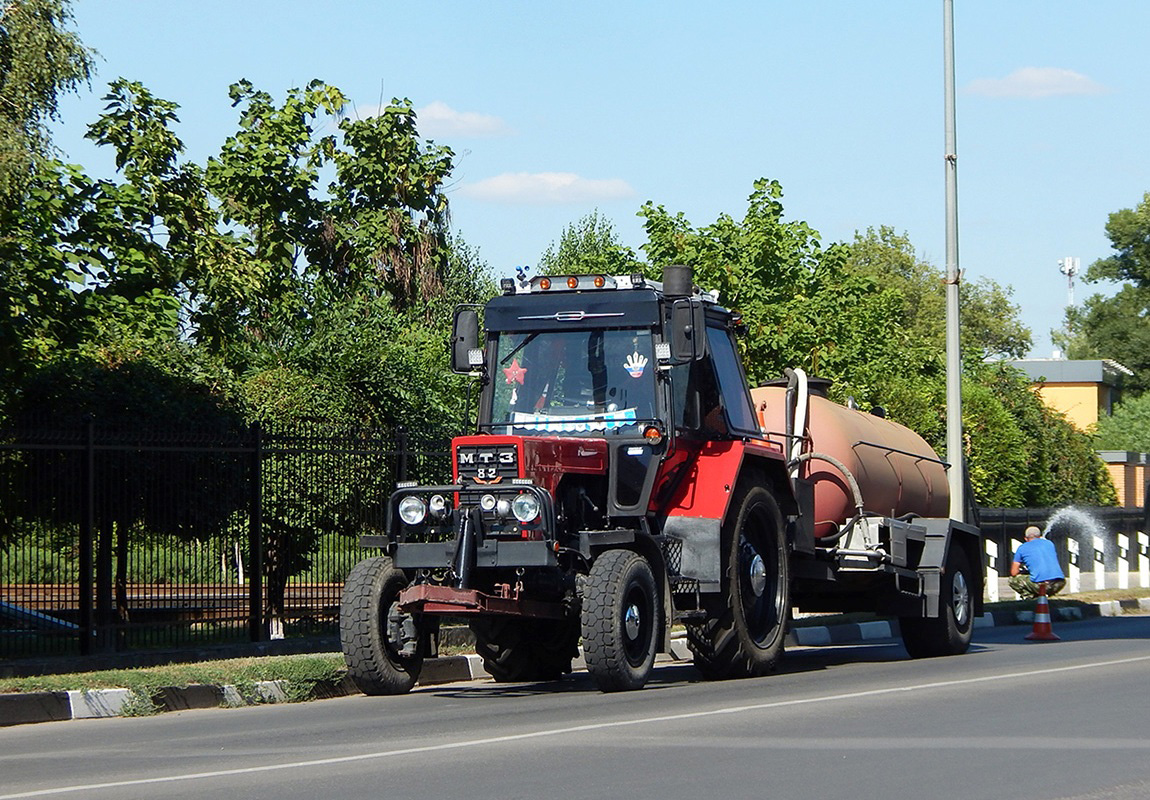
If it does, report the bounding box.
[582,549,659,692]
[470,617,579,682]
[340,556,423,695]
[689,485,789,680]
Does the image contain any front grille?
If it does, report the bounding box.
[455,443,519,485]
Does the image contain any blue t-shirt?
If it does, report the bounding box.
[1013,537,1065,583]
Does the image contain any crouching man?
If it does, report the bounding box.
[1009,525,1067,599]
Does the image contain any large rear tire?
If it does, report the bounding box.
[469,617,579,682]
[582,549,659,692]
[900,545,974,658]
[340,556,423,695]
[689,485,789,680]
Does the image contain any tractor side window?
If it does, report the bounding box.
[671,358,724,437]
[707,325,759,435]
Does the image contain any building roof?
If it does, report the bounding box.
[1005,358,1133,386]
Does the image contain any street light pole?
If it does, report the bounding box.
[943,0,965,521]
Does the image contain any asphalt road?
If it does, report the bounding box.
[2,616,1149,800]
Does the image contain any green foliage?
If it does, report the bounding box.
[118,687,162,716]
[0,0,94,197]
[1059,192,1150,394]
[639,180,931,406]
[845,226,1031,360]
[978,364,1117,507]
[632,180,1112,508]
[961,379,1029,507]
[537,210,642,276]
[1094,392,1150,452]
[325,99,455,310]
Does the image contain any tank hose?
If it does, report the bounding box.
[788,451,867,520]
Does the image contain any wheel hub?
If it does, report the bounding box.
[748,553,767,598]
[952,570,970,627]
[624,603,642,641]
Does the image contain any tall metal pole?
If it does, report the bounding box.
[943,0,965,521]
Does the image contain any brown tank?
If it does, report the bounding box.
[752,386,949,537]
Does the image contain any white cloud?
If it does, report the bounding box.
[458,172,636,205]
[349,101,511,138]
[415,101,512,137]
[963,67,1110,98]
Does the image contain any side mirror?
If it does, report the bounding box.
[669,298,707,363]
[451,308,481,373]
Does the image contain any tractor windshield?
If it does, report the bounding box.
[489,328,656,435]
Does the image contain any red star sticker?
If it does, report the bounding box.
[502,358,526,385]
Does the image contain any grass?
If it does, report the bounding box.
[2,587,1147,699]
[0,653,346,697]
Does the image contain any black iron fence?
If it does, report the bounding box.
[4,417,1145,669]
[0,420,449,663]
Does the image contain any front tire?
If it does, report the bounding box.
[340,556,423,695]
[900,545,974,658]
[689,485,789,680]
[582,550,660,692]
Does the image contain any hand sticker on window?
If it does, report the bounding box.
[623,351,648,378]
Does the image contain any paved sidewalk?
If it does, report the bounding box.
[3,596,1148,728]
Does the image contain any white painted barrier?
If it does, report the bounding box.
[1117,533,1130,590]
[1140,532,1150,589]
[985,539,1000,602]
[1066,538,1081,594]
[1093,534,1106,591]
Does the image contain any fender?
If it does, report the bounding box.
[659,439,787,589]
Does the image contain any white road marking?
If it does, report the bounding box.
[4,654,1149,799]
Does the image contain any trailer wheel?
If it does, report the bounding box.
[689,485,789,680]
[582,549,659,692]
[340,556,423,695]
[900,545,974,658]
[470,617,578,682]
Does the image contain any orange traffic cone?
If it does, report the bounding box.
[1025,583,1060,641]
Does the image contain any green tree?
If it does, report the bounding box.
[0,0,94,197]
[0,80,222,391]
[639,179,927,405]
[636,181,1113,508]
[845,226,1031,360]
[537,210,641,276]
[1057,192,1150,393]
[1094,392,1150,452]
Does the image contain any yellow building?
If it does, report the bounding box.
[1008,359,1141,506]
[1008,358,1131,431]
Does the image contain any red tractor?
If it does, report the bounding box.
[339,265,982,693]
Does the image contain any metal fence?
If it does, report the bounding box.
[4,420,1147,669]
[0,420,449,663]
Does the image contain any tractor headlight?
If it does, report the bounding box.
[512,492,541,523]
[398,495,427,525]
[428,494,448,519]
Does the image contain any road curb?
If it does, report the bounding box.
[2,597,1144,727]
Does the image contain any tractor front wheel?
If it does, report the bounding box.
[582,550,660,692]
[340,556,423,695]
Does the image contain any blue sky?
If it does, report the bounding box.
[52,1,1150,358]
